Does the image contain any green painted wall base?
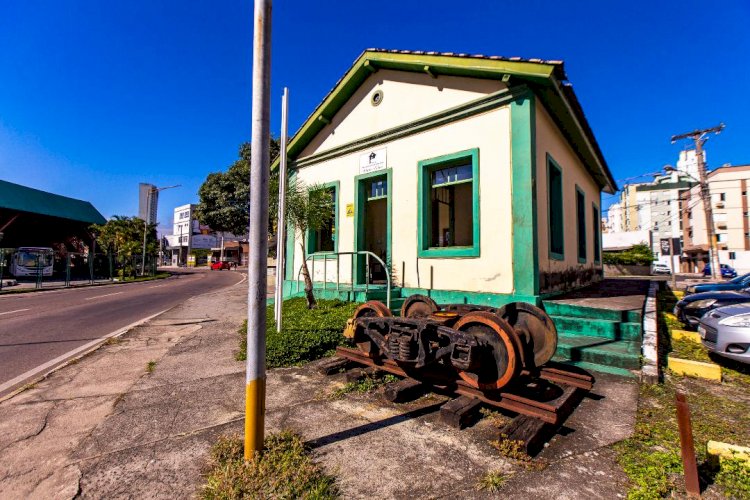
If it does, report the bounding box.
[399,287,541,307]
[282,280,543,307]
[280,279,642,377]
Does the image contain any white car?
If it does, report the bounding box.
[652,263,672,275]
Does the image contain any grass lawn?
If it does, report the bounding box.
[237,297,359,368]
[613,287,750,499]
[201,431,338,499]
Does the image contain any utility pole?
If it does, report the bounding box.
[274,87,289,333]
[671,124,724,279]
[245,0,272,459]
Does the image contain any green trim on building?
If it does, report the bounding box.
[575,184,586,263]
[270,49,616,194]
[547,154,565,261]
[400,287,541,307]
[306,181,340,258]
[416,148,480,258]
[294,87,526,169]
[353,169,392,284]
[592,202,601,264]
[510,94,538,296]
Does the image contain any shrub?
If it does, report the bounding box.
[602,243,655,266]
[237,298,358,368]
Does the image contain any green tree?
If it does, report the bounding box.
[602,242,655,266]
[91,216,157,279]
[277,179,335,309]
[196,139,280,236]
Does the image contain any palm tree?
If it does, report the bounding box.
[277,178,335,309]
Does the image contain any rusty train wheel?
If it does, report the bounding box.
[400,294,439,319]
[453,311,520,391]
[352,301,392,354]
[496,302,558,368]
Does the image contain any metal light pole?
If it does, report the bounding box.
[245,0,272,459]
[671,125,724,279]
[274,87,289,332]
[141,184,180,275]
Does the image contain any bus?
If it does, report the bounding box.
[10,247,54,277]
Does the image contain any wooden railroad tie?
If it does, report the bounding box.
[316,357,353,375]
[440,396,482,429]
[383,378,425,403]
[345,366,382,383]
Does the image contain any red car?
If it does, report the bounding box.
[211,261,232,270]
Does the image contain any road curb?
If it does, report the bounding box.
[0,306,175,402]
[0,273,174,297]
[640,280,659,384]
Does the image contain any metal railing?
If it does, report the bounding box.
[296,250,391,309]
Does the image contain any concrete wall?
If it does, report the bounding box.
[290,87,514,294]
[534,98,603,293]
[300,70,506,157]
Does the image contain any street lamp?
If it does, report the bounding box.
[141,184,180,276]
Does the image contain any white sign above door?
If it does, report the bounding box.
[359,148,387,174]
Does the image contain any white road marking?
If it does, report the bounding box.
[0,308,29,316]
[84,291,124,301]
[148,284,166,289]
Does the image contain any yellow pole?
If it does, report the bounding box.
[245,0,272,459]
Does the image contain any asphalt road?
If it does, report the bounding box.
[0,268,244,395]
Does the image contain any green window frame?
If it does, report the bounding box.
[417,148,480,258]
[307,181,339,255]
[547,155,564,260]
[576,185,586,263]
[592,202,601,264]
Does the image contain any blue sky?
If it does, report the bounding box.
[1,0,748,230]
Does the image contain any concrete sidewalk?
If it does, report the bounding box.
[0,282,637,499]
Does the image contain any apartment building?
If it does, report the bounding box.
[680,164,750,273]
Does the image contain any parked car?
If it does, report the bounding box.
[211,261,232,271]
[652,263,672,275]
[698,303,750,364]
[685,272,750,296]
[674,288,750,329]
[703,263,737,278]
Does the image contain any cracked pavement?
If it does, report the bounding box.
[0,280,247,499]
[0,278,637,499]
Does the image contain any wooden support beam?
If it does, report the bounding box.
[317,357,352,375]
[363,60,377,74]
[440,396,481,429]
[499,415,553,456]
[423,65,437,78]
[345,366,381,383]
[0,214,20,233]
[317,115,331,125]
[383,377,425,403]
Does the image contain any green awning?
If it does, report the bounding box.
[0,179,106,225]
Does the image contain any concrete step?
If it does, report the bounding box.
[555,334,641,370]
[550,315,642,341]
[543,301,642,323]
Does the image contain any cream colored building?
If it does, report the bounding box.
[680,165,750,273]
[277,50,616,306]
